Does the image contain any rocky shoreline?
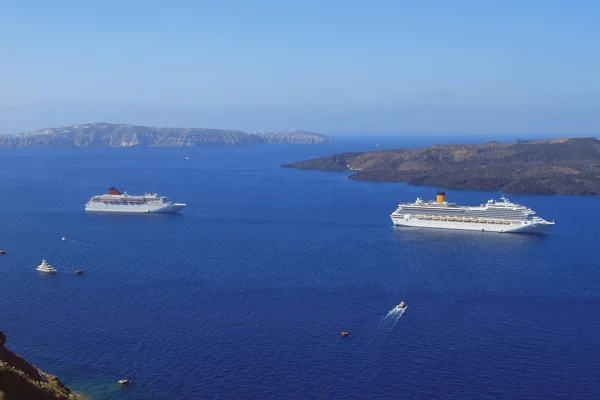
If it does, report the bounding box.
[0,331,89,400]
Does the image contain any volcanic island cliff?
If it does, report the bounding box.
[0,330,88,400]
[0,123,332,148]
[281,137,600,195]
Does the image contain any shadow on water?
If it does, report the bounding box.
[34,272,58,279]
[84,212,186,220]
[390,225,550,242]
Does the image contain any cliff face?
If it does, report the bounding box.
[255,130,332,144]
[0,331,86,400]
[0,123,332,148]
[282,137,600,195]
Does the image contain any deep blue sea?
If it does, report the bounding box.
[1,135,599,400]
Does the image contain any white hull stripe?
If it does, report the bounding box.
[390,216,551,233]
[85,203,186,213]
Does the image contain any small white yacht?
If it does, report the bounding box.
[36,259,57,273]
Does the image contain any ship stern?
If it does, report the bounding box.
[153,202,186,213]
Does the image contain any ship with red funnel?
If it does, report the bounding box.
[85,187,186,213]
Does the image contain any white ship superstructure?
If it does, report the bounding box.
[36,259,57,273]
[85,187,186,213]
[390,192,554,233]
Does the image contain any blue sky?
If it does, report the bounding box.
[0,0,599,135]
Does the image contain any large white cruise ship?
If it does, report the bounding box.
[390,192,554,233]
[85,187,186,213]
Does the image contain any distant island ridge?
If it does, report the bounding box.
[0,122,332,148]
[282,137,600,195]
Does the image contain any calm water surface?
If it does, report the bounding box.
[1,135,599,399]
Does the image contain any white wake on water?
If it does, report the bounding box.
[380,306,407,325]
[364,306,408,347]
[60,236,96,249]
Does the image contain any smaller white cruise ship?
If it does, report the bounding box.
[85,187,186,214]
[36,259,57,273]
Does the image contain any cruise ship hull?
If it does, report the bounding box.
[390,215,552,233]
[85,203,186,214]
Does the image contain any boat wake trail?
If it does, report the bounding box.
[364,307,407,347]
[60,237,96,249]
[380,307,406,325]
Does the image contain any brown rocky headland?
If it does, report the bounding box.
[281,137,600,195]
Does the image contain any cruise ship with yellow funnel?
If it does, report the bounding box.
[390,192,555,233]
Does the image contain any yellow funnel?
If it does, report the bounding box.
[436,192,446,203]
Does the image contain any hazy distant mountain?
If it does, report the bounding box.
[282,137,600,195]
[0,123,332,148]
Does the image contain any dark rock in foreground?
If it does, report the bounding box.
[282,137,600,195]
[0,330,89,399]
[0,123,332,148]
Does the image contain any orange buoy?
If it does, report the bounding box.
[341,331,349,337]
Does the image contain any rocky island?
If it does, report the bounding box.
[0,331,88,400]
[0,123,332,148]
[282,137,600,195]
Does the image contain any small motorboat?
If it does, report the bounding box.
[75,270,83,275]
[118,379,130,385]
[61,236,67,241]
[36,259,57,274]
[395,301,407,312]
[184,156,190,161]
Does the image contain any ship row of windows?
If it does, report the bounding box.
[402,206,523,212]
[91,198,147,205]
[401,208,528,219]
[402,206,522,212]
[410,215,521,224]
[102,202,146,205]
